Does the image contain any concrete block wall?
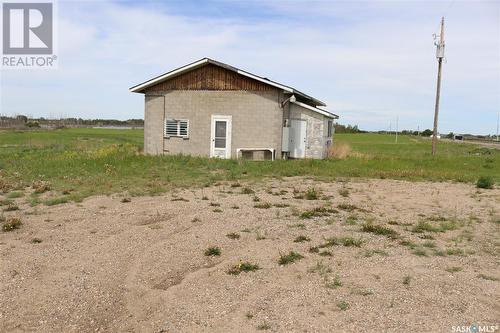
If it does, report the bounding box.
[143,90,283,158]
[289,103,329,159]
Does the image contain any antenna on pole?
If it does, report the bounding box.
[432,17,445,155]
[395,116,399,143]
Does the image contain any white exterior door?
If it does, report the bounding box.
[290,119,306,158]
[210,115,232,159]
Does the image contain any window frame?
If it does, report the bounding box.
[327,119,333,138]
[164,119,189,138]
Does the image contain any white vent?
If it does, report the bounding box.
[165,119,189,138]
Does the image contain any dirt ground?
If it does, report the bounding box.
[1,178,499,333]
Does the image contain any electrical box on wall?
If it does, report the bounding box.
[282,127,290,152]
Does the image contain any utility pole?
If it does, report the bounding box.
[432,17,445,155]
[395,116,399,143]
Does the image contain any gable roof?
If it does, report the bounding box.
[291,100,338,119]
[129,58,327,107]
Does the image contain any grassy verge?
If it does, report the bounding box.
[0,129,498,203]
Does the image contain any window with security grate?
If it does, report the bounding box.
[165,119,189,137]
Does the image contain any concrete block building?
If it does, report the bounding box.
[130,58,338,160]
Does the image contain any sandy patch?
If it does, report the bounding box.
[1,178,499,332]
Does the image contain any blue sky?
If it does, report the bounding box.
[1,0,499,134]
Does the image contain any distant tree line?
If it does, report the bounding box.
[334,124,365,133]
[0,115,144,129]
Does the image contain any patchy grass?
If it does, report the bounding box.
[294,235,311,243]
[279,251,304,265]
[254,202,272,209]
[412,248,428,257]
[319,236,363,248]
[0,130,498,205]
[6,191,24,199]
[445,266,463,273]
[361,222,399,239]
[204,246,221,256]
[325,275,343,289]
[300,206,338,219]
[44,197,69,206]
[337,203,359,212]
[227,262,260,275]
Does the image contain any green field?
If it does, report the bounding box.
[0,128,498,204]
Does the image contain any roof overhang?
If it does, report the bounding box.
[291,100,339,119]
[129,58,327,107]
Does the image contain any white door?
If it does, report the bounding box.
[290,119,306,158]
[210,115,232,159]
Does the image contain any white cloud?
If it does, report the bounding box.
[0,0,498,134]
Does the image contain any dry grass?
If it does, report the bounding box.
[327,142,352,160]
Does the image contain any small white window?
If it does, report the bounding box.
[165,119,189,138]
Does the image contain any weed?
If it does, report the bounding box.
[2,216,22,232]
[300,206,338,219]
[226,232,240,239]
[204,246,221,256]
[231,205,240,209]
[326,275,342,289]
[212,208,223,213]
[3,203,19,211]
[337,203,359,212]
[399,240,418,249]
[319,250,333,256]
[32,180,51,194]
[121,197,131,203]
[210,202,220,207]
[30,238,42,244]
[245,312,253,319]
[345,215,357,225]
[254,202,272,209]
[202,196,209,200]
[422,241,436,248]
[338,188,349,197]
[446,248,465,256]
[445,266,463,273]
[304,188,319,200]
[403,275,412,285]
[363,249,389,257]
[241,187,254,194]
[336,300,349,311]
[309,246,319,253]
[476,176,494,189]
[6,191,24,199]
[279,251,304,265]
[477,274,499,281]
[171,197,189,202]
[412,248,428,257]
[257,322,271,330]
[361,222,398,239]
[273,203,290,208]
[294,235,311,243]
[227,262,260,275]
[44,197,69,206]
[231,183,242,188]
[252,196,260,202]
[191,217,201,222]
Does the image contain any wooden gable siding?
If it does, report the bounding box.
[145,64,276,92]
